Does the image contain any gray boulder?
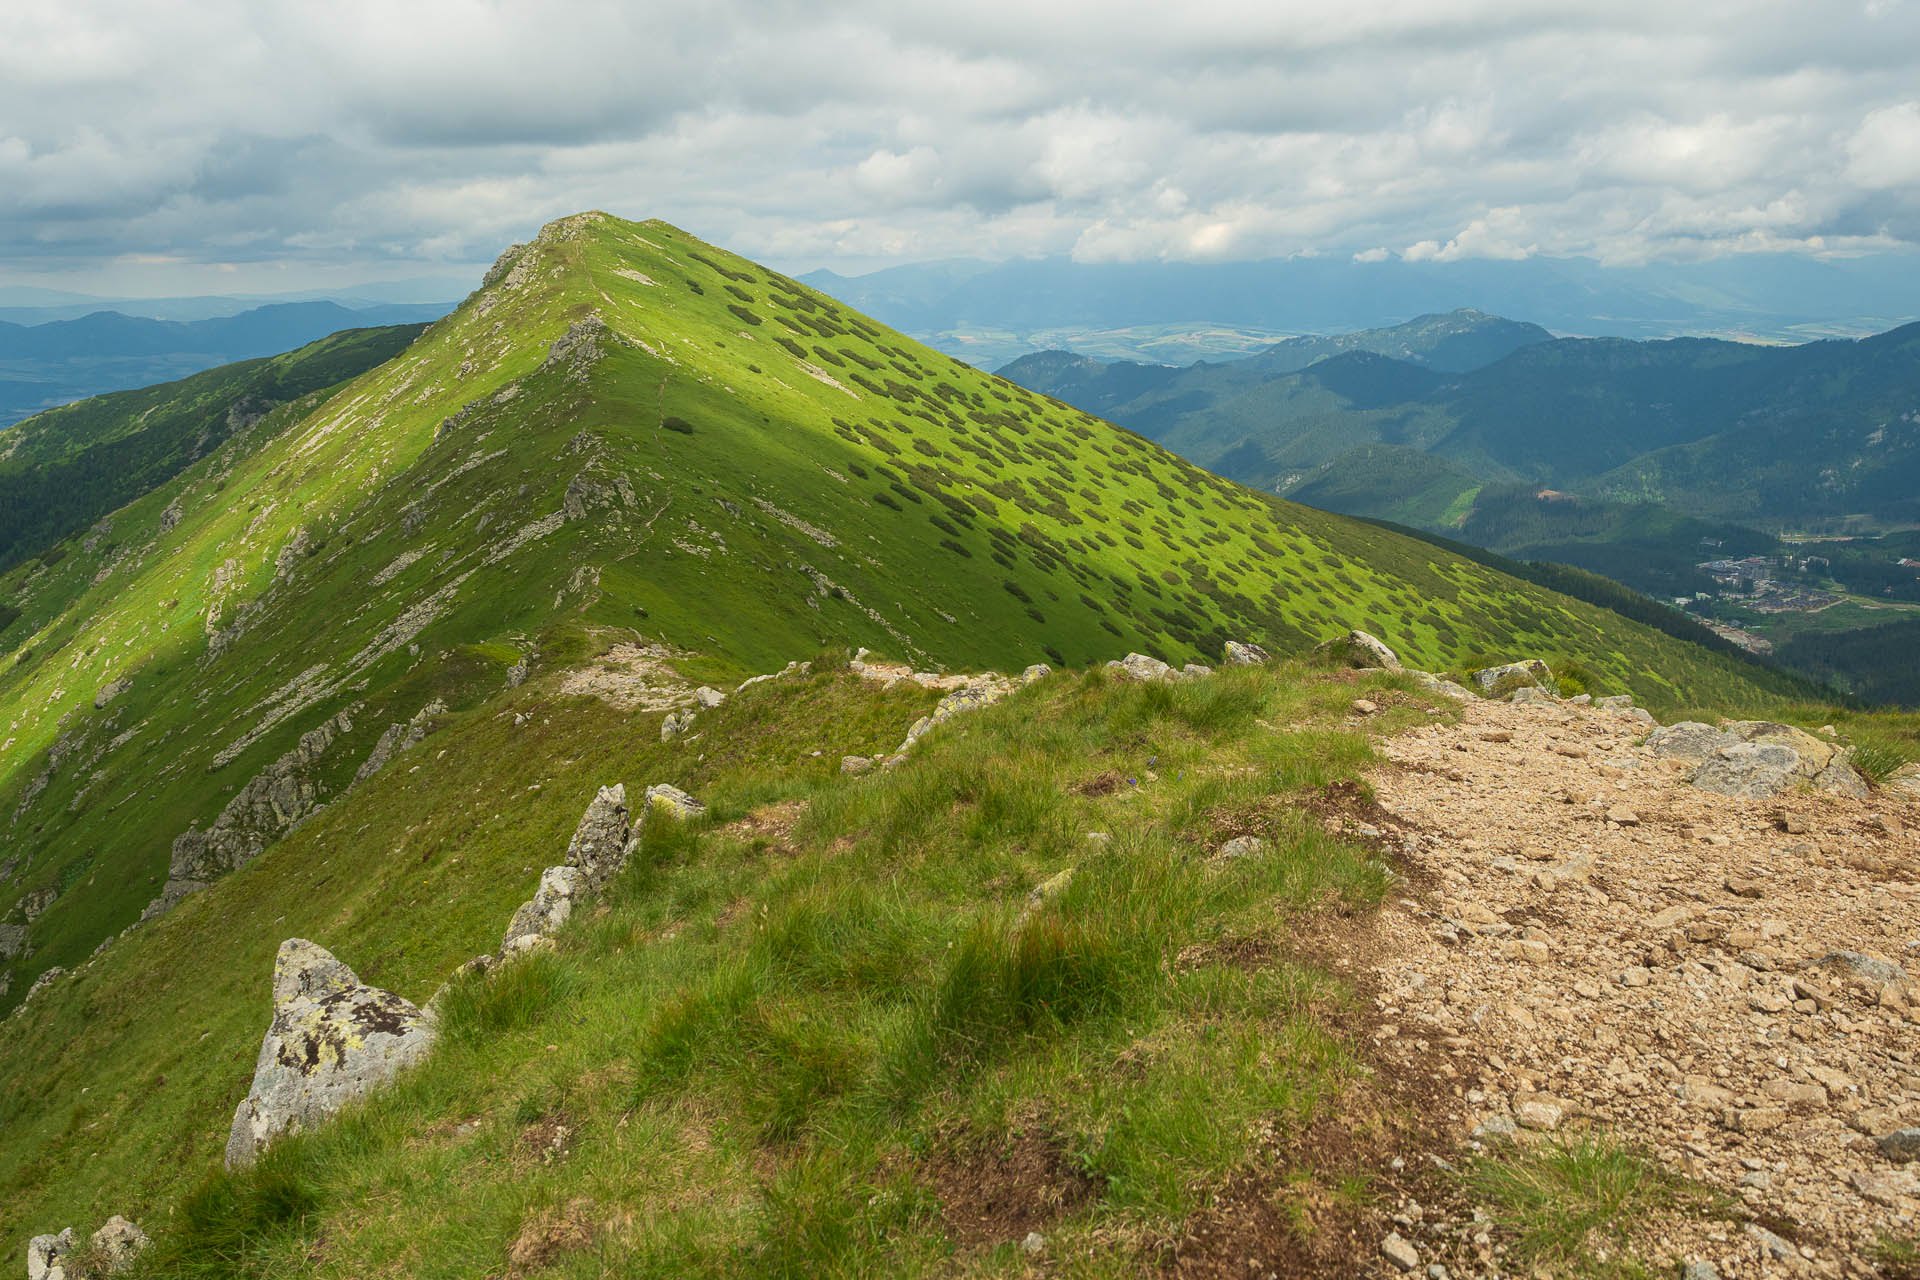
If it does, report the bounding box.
[1510,686,1560,707]
[1181,663,1212,679]
[1314,630,1402,672]
[1649,721,1868,799]
[660,709,695,742]
[89,1216,150,1271]
[1885,762,1920,800]
[502,866,586,953]
[1471,659,1553,698]
[1107,652,1177,682]
[693,686,726,709]
[1407,670,1473,701]
[1222,640,1271,666]
[1217,836,1269,859]
[563,784,632,893]
[1020,663,1052,683]
[225,939,435,1168]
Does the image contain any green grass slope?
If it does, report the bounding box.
[0,324,427,570]
[0,212,1809,1018]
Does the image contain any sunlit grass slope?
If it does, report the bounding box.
[1,211,1805,1015]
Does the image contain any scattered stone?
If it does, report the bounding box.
[225,939,435,1168]
[1222,640,1271,666]
[1380,1232,1421,1272]
[26,1229,74,1280]
[1597,694,1636,712]
[1470,659,1553,698]
[1217,836,1269,860]
[1352,698,1379,716]
[840,755,873,776]
[643,783,705,820]
[1021,1231,1046,1256]
[1816,950,1906,986]
[1851,1169,1920,1206]
[1648,904,1690,930]
[563,785,632,893]
[1408,670,1475,701]
[1619,967,1652,987]
[692,686,726,709]
[1681,1263,1720,1280]
[1514,1095,1570,1130]
[1746,1223,1793,1262]
[1605,806,1640,826]
[1314,629,1402,672]
[1876,1128,1920,1162]
[1724,875,1765,899]
[1723,1106,1787,1133]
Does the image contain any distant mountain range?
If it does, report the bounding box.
[0,300,455,427]
[1000,311,1920,537]
[803,251,1920,367]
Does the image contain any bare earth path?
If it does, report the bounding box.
[1365,696,1919,1276]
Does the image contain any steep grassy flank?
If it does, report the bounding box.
[1284,444,1483,529]
[0,656,1436,1274]
[0,324,427,569]
[0,212,1810,1012]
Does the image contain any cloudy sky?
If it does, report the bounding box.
[4,0,1919,295]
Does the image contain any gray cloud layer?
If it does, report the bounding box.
[4,1,1918,290]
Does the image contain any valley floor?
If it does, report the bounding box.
[1363,697,1919,1276]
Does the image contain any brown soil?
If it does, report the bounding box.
[506,1197,598,1276]
[918,1126,1101,1251]
[1072,770,1127,798]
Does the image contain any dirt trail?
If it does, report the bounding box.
[1365,696,1919,1277]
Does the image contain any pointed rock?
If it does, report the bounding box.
[1471,659,1553,698]
[26,1230,73,1280]
[502,865,587,953]
[564,784,632,893]
[89,1216,150,1272]
[225,939,435,1168]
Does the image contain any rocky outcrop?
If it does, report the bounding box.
[1471,659,1553,698]
[1646,721,1869,799]
[93,677,131,710]
[1314,630,1402,672]
[225,939,435,1168]
[693,686,726,709]
[544,315,615,382]
[891,665,1050,757]
[0,923,28,960]
[502,866,586,954]
[354,701,446,783]
[1407,670,1474,701]
[146,709,359,919]
[660,709,695,742]
[564,785,633,893]
[20,886,56,921]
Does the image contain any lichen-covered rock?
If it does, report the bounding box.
[841,755,874,776]
[660,709,695,742]
[1020,663,1052,684]
[89,1215,150,1271]
[1471,659,1553,698]
[26,1229,73,1280]
[563,785,632,893]
[0,922,28,959]
[643,783,705,820]
[225,939,435,1168]
[502,866,586,953]
[1314,630,1401,672]
[1181,663,1212,679]
[1222,640,1271,666]
[1107,652,1177,682]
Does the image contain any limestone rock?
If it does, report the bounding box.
[1314,630,1402,672]
[1107,652,1177,682]
[225,939,435,1168]
[354,700,445,783]
[89,1215,150,1271]
[693,685,726,709]
[563,785,632,892]
[660,709,695,742]
[26,1230,72,1280]
[1222,640,1271,666]
[1472,660,1553,698]
[1647,720,1868,799]
[644,783,705,820]
[502,866,586,953]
